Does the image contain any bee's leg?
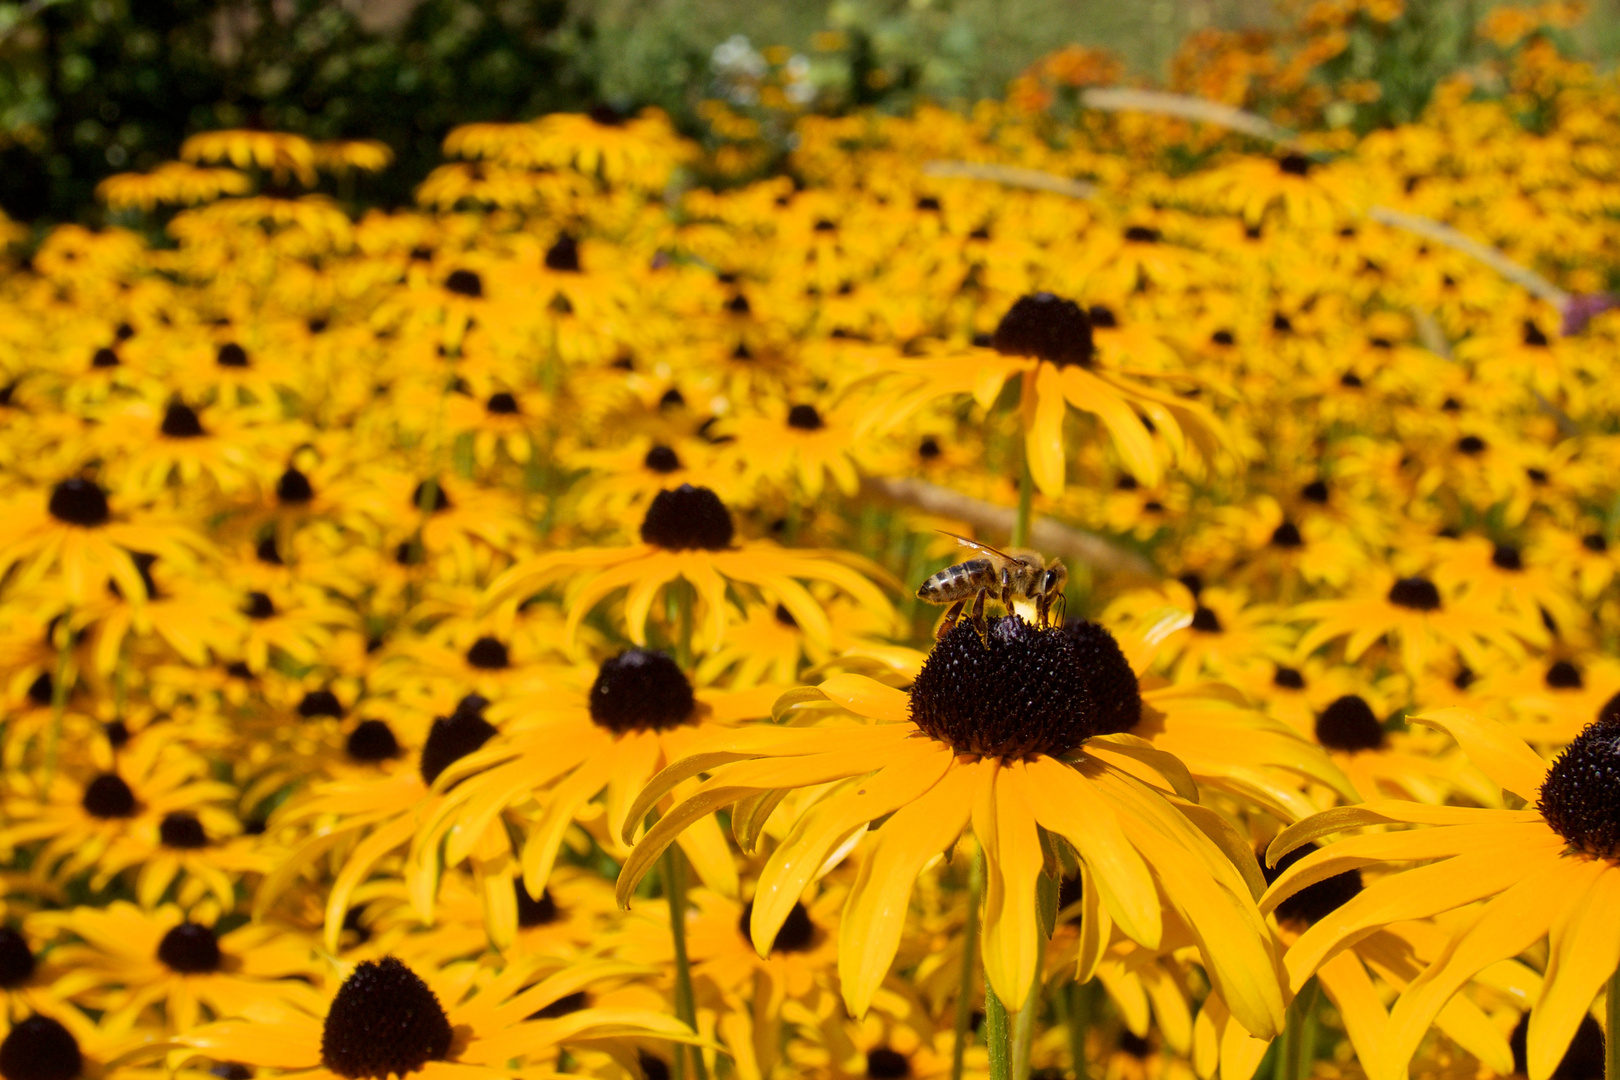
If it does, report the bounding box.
[999,568,1014,613]
[1051,593,1068,627]
[1036,591,1049,628]
[971,588,990,645]
[937,598,968,639]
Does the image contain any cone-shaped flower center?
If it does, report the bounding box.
[411,480,451,513]
[1547,661,1583,690]
[48,478,110,527]
[1540,717,1620,858]
[867,1047,911,1078]
[639,485,734,551]
[1492,543,1523,571]
[81,773,137,819]
[644,445,681,473]
[444,269,482,297]
[1189,605,1223,633]
[589,649,695,734]
[545,235,581,272]
[0,928,35,988]
[1263,842,1363,926]
[1387,576,1441,611]
[990,293,1095,369]
[515,881,560,927]
[0,1015,81,1080]
[1271,521,1303,548]
[298,690,345,718]
[418,704,498,786]
[161,402,206,438]
[320,957,453,1079]
[1278,153,1313,176]
[277,467,315,504]
[786,404,824,430]
[216,342,250,368]
[908,616,1139,759]
[347,720,400,762]
[1315,695,1385,753]
[465,636,510,670]
[159,811,208,849]
[486,392,519,415]
[157,923,221,973]
[738,900,816,954]
[91,347,119,368]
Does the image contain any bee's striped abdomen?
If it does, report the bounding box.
[917,558,994,602]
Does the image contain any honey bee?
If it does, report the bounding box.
[916,532,1068,641]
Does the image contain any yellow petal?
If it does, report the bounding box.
[839,760,976,1016]
[1527,862,1620,1080]
[1407,708,1549,802]
[816,674,912,724]
[973,761,1046,1012]
[1024,756,1161,949]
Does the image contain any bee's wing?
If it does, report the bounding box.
[936,530,1015,562]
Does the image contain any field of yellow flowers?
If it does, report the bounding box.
[1,6,1619,1080]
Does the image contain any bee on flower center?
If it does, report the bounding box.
[916,532,1067,642]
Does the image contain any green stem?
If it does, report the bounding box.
[952,846,987,1080]
[1275,979,1318,1080]
[674,578,694,671]
[1010,943,1043,1080]
[985,976,1012,1080]
[1066,982,1091,1080]
[1606,967,1620,1080]
[1012,451,1034,549]
[43,620,74,786]
[1295,981,1321,1080]
[662,846,707,1080]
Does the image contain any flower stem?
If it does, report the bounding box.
[985,977,1012,1080]
[44,619,74,786]
[1010,945,1044,1080]
[952,844,987,1080]
[662,845,706,1080]
[1607,967,1620,1080]
[1065,981,1091,1080]
[1012,451,1034,549]
[672,577,695,670]
[1275,979,1319,1080]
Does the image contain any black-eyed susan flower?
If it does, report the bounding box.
[34,902,322,1032]
[616,616,1286,1038]
[419,651,784,925]
[865,294,1230,493]
[174,953,703,1078]
[482,485,894,654]
[1263,708,1620,1080]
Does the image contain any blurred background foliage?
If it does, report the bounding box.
[0,0,1615,223]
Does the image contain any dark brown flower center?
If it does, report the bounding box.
[419,700,498,786]
[0,1015,81,1080]
[639,485,734,551]
[444,269,483,297]
[1315,695,1385,753]
[157,923,221,973]
[738,899,816,954]
[1263,841,1363,926]
[48,478,110,527]
[1387,576,1441,611]
[1540,716,1620,859]
[907,616,1139,759]
[321,957,452,1079]
[991,293,1095,369]
[588,649,695,734]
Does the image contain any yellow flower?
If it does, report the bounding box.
[866,294,1230,493]
[482,484,894,654]
[0,479,207,607]
[617,616,1286,1036]
[179,131,317,187]
[96,164,252,212]
[418,652,783,935]
[34,902,322,1032]
[1262,708,1620,1080]
[174,953,703,1078]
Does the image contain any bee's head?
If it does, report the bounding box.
[1042,561,1068,597]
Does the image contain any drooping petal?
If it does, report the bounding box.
[1407,708,1550,802]
[838,759,977,1016]
[1526,861,1620,1080]
[973,761,1046,1012]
